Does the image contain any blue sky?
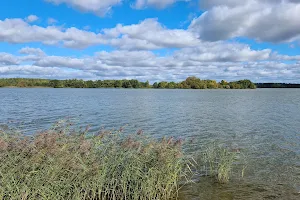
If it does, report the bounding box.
[0,0,300,82]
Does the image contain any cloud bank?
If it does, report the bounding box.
[1,0,300,82]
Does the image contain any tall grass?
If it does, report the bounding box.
[0,122,193,200]
[196,143,245,183]
[0,122,246,199]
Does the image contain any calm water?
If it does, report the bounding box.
[0,88,299,199]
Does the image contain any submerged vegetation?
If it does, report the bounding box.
[0,122,246,200]
[0,77,256,89]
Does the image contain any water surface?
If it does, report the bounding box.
[1,88,299,199]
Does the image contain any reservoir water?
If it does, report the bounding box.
[0,88,299,199]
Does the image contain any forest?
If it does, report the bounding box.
[0,77,256,89]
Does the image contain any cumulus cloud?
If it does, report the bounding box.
[133,0,191,9]
[45,0,191,14]
[47,18,57,25]
[45,0,122,16]
[26,15,39,23]
[191,0,300,43]
[0,53,19,65]
[104,18,200,49]
[0,18,105,49]
[199,0,300,9]
[0,65,96,79]
[173,42,271,62]
[0,17,200,50]
[3,1,298,52]
[1,2,300,83]
[34,56,88,69]
[19,47,45,56]
[1,42,300,82]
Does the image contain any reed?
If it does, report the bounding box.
[0,121,193,200]
[196,143,244,183]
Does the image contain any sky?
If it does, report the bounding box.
[0,0,300,83]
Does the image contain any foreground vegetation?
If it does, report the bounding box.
[0,77,256,89]
[0,122,245,200]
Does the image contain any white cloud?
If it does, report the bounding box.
[47,18,57,25]
[0,18,105,49]
[19,47,45,56]
[173,42,271,62]
[191,0,300,43]
[0,65,96,79]
[45,0,122,16]
[1,2,300,83]
[1,42,300,82]
[199,0,300,9]
[134,0,175,9]
[0,53,19,65]
[4,2,297,53]
[34,56,87,69]
[104,18,200,49]
[0,17,200,50]
[133,0,190,9]
[109,36,161,50]
[46,0,190,14]
[26,15,39,23]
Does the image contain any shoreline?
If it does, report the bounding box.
[1,86,300,89]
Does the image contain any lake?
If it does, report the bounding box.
[0,88,299,199]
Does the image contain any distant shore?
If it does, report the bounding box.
[256,83,300,88]
[0,77,256,89]
[2,86,52,88]
[2,77,300,89]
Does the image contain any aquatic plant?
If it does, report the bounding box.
[196,143,245,183]
[0,121,193,200]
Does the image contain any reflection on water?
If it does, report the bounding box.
[0,88,300,199]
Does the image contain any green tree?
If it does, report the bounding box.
[122,80,132,88]
[95,80,103,88]
[114,80,123,88]
[102,80,114,88]
[49,80,64,88]
[130,80,140,88]
[144,81,150,88]
[86,80,95,88]
[0,78,257,89]
[158,81,168,88]
[166,82,177,89]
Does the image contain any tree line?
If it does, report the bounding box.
[0,77,256,89]
[256,83,300,88]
